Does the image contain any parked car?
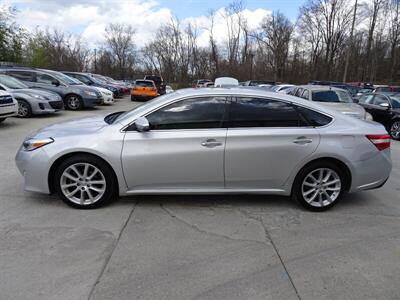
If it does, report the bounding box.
[192,79,212,88]
[373,86,400,93]
[0,74,63,117]
[62,72,121,98]
[0,90,18,123]
[90,74,124,98]
[103,76,130,94]
[1,68,103,110]
[131,80,158,101]
[16,88,391,211]
[271,84,295,93]
[214,77,239,87]
[289,85,373,120]
[358,93,400,140]
[242,80,275,86]
[144,75,166,95]
[93,86,114,105]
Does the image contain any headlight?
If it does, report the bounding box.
[23,137,54,151]
[27,93,46,100]
[365,112,373,121]
[84,90,97,97]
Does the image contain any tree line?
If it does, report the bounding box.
[0,0,399,86]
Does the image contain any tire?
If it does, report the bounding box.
[17,99,32,118]
[292,161,346,212]
[54,155,117,209]
[131,96,136,101]
[0,118,5,123]
[65,94,83,110]
[389,120,400,140]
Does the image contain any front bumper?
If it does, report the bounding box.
[82,96,103,107]
[32,100,64,115]
[15,146,51,194]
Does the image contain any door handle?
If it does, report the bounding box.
[201,139,223,148]
[293,136,313,145]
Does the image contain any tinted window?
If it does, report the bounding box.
[373,95,390,106]
[136,81,154,87]
[389,97,400,109]
[230,97,307,128]
[37,73,55,84]
[72,74,92,85]
[375,87,391,92]
[146,97,227,130]
[296,106,333,127]
[7,71,34,82]
[359,95,374,104]
[312,90,352,103]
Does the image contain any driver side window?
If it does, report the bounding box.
[37,73,55,85]
[146,97,227,130]
[373,95,390,107]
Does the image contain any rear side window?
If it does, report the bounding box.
[7,71,34,82]
[301,89,309,100]
[296,106,333,127]
[36,73,55,84]
[146,97,227,130]
[230,97,307,128]
[136,81,154,87]
[295,88,303,97]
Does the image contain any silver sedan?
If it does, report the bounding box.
[15,88,392,211]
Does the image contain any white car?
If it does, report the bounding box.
[166,85,174,94]
[93,86,114,105]
[0,90,18,123]
[214,77,239,87]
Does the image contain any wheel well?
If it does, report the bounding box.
[48,152,119,195]
[63,93,82,101]
[294,157,352,192]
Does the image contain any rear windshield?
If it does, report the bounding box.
[145,76,162,84]
[136,81,154,87]
[312,90,352,103]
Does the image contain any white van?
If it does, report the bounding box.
[0,90,18,123]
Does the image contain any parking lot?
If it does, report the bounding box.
[0,95,399,300]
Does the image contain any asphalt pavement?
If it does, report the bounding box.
[0,95,399,300]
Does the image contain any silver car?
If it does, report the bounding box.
[15,88,392,211]
[0,74,63,117]
[289,85,373,120]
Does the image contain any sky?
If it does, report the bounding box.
[4,0,305,47]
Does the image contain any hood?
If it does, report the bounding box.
[11,88,61,100]
[29,115,108,139]
[316,102,366,118]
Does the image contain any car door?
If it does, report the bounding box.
[33,72,64,95]
[121,96,228,191]
[369,94,393,126]
[225,97,320,190]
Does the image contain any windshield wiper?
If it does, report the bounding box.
[104,111,125,124]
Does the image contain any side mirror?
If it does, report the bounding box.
[134,116,150,132]
[51,80,60,87]
[379,102,390,108]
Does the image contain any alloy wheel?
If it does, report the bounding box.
[67,96,81,110]
[60,163,106,205]
[301,168,342,208]
[390,121,400,140]
[18,101,29,117]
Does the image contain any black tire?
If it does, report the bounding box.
[292,161,346,212]
[54,154,117,209]
[0,118,5,123]
[131,96,136,101]
[389,119,400,140]
[65,94,83,110]
[17,99,32,118]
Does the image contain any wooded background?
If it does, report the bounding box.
[1,0,399,86]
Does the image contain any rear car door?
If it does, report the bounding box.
[369,95,393,126]
[224,97,320,190]
[121,96,228,190]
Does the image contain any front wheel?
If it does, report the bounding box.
[17,100,32,118]
[54,155,117,209]
[65,95,83,110]
[0,118,5,123]
[293,161,345,211]
[389,120,400,140]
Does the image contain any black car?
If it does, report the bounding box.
[358,93,400,140]
[144,75,166,95]
[62,72,122,98]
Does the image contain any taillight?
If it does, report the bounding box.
[366,134,391,151]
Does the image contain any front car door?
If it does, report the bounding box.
[369,94,393,127]
[224,97,321,191]
[121,96,228,191]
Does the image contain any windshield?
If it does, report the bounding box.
[0,75,28,89]
[114,93,175,123]
[390,97,400,109]
[312,90,353,103]
[49,72,82,85]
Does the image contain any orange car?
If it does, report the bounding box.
[131,80,158,101]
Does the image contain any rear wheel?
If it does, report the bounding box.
[293,161,346,211]
[130,96,136,101]
[389,120,400,140]
[65,94,83,110]
[54,155,117,209]
[0,118,5,123]
[17,100,32,118]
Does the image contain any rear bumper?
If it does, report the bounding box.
[349,150,392,192]
[131,94,157,101]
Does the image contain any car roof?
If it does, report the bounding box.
[296,85,347,92]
